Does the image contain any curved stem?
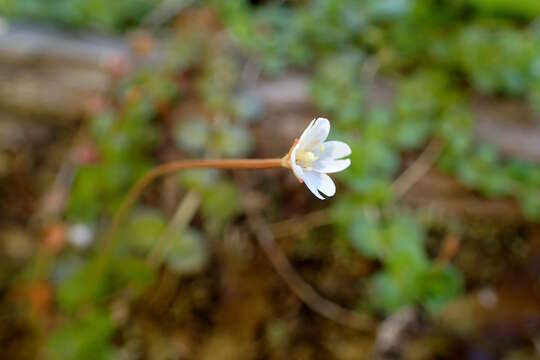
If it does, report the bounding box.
[100,158,283,262]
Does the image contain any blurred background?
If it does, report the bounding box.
[0,0,539,359]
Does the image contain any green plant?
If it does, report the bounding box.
[0,0,155,31]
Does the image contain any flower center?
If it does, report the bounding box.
[296,150,318,169]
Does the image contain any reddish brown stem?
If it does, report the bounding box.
[101,158,283,257]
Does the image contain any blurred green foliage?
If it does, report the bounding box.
[68,107,158,221]
[0,0,155,31]
[213,0,540,311]
[468,0,540,18]
[50,0,540,318]
[47,309,116,359]
[49,23,256,357]
[9,0,540,357]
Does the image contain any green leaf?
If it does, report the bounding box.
[164,228,208,275]
[519,188,540,220]
[119,209,167,254]
[348,213,383,258]
[111,257,155,294]
[370,272,409,312]
[201,182,241,234]
[56,261,110,312]
[47,309,116,360]
[66,166,105,222]
[420,264,463,313]
[212,124,254,158]
[173,118,211,155]
[468,0,540,18]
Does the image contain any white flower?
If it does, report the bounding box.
[283,117,351,199]
[68,223,94,249]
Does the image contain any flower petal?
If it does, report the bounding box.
[299,118,330,150]
[302,170,325,200]
[291,162,304,181]
[297,118,316,144]
[289,144,301,178]
[317,173,336,197]
[312,159,351,173]
[319,141,351,159]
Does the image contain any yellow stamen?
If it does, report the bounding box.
[296,150,318,170]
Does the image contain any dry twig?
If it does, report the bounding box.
[270,209,329,239]
[392,138,444,200]
[147,191,201,265]
[243,200,376,331]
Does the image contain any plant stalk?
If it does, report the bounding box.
[100,158,284,263]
